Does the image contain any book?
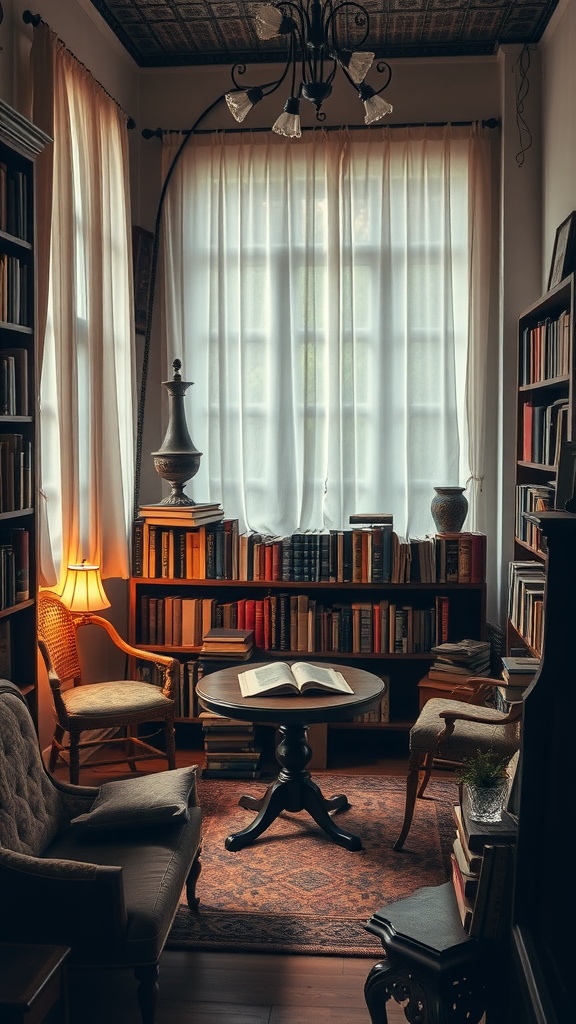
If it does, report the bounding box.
[450,852,474,930]
[238,661,354,697]
[349,513,394,525]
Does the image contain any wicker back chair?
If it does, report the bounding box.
[393,680,522,851]
[38,591,178,783]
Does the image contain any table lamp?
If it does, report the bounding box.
[59,560,111,619]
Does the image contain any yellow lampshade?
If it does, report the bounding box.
[59,562,111,613]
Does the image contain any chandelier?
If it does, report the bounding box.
[225,0,393,138]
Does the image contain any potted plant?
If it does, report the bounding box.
[456,747,511,823]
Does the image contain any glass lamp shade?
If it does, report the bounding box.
[225,87,264,123]
[59,562,111,614]
[255,4,294,39]
[272,97,302,138]
[340,50,375,85]
[359,84,393,124]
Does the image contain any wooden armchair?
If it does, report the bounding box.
[393,678,522,851]
[38,591,178,784]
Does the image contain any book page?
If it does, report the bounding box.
[238,662,294,696]
[291,662,354,693]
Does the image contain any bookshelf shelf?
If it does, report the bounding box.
[0,101,50,721]
[129,527,487,766]
[509,273,575,656]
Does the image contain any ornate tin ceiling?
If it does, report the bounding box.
[89,0,560,68]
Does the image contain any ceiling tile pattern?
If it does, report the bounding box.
[89,0,560,67]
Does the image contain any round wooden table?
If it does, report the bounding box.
[196,662,385,852]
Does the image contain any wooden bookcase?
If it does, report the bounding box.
[508,273,575,657]
[129,552,487,765]
[0,101,50,723]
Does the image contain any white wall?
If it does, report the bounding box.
[541,0,576,279]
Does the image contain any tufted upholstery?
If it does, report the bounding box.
[393,683,522,851]
[0,679,203,1024]
[410,698,520,759]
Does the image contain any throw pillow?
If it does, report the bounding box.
[70,765,198,830]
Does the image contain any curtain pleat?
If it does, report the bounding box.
[31,30,135,585]
[159,125,496,540]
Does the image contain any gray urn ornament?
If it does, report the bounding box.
[152,359,202,506]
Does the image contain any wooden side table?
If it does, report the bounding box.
[364,882,495,1024]
[0,944,70,1024]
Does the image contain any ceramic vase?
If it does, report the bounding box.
[430,485,468,533]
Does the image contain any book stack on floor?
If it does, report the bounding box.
[199,710,262,779]
[427,638,492,683]
[200,627,255,662]
[451,787,517,939]
[495,655,539,711]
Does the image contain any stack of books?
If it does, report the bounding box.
[427,638,492,682]
[495,655,539,711]
[200,627,255,661]
[199,710,262,778]
[451,788,517,939]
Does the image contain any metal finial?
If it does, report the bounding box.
[172,359,182,380]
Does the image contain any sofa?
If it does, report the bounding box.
[0,679,202,1024]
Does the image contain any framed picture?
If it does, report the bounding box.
[132,226,155,334]
[547,211,576,291]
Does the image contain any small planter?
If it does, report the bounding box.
[465,780,509,823]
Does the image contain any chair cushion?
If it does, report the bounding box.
[410,698,520,760]
[45,807,202,964]
[70,766,198,831]
[63,680,173,718]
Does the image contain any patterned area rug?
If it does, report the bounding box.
[168,773,458,956]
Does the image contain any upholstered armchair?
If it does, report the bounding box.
[38,591,178,783]
[393,681,522,851]
[0,679,202,1024]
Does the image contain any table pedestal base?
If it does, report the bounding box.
[225,722,363,851]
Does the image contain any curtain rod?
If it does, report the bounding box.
[142,117,500,139]
[22,10,136,129]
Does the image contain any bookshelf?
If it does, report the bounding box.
[129,522,487,765]
[508,273,576,657]
[0,101,50,723]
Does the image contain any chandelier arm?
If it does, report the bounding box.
[230,61,293,96]
[325,0,370,50]
[372,60,393,94]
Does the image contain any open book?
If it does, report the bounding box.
[238,662,354,698]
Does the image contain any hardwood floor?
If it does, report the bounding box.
[68,950,407,1023]
[54,730,448,1024]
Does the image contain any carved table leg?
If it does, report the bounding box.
[225,722,362,851]
[365,955,487,1024]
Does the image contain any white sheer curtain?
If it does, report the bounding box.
[160,125,495,539]
[31,25,136,585]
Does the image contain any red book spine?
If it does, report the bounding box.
[236,598,246,629]
[254,600,265,648]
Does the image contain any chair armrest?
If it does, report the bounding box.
[0,848,128,957]
[439,702,522,727]
[78,614,179,698]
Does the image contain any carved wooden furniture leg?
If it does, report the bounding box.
[417,750,435,797]
[135,963,159,1024]
[393,751,423,851]
[186,851,202,909]
[225,723,362,851]
[364,882,490,1024]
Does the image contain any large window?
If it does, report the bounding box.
[160,125,493,538]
